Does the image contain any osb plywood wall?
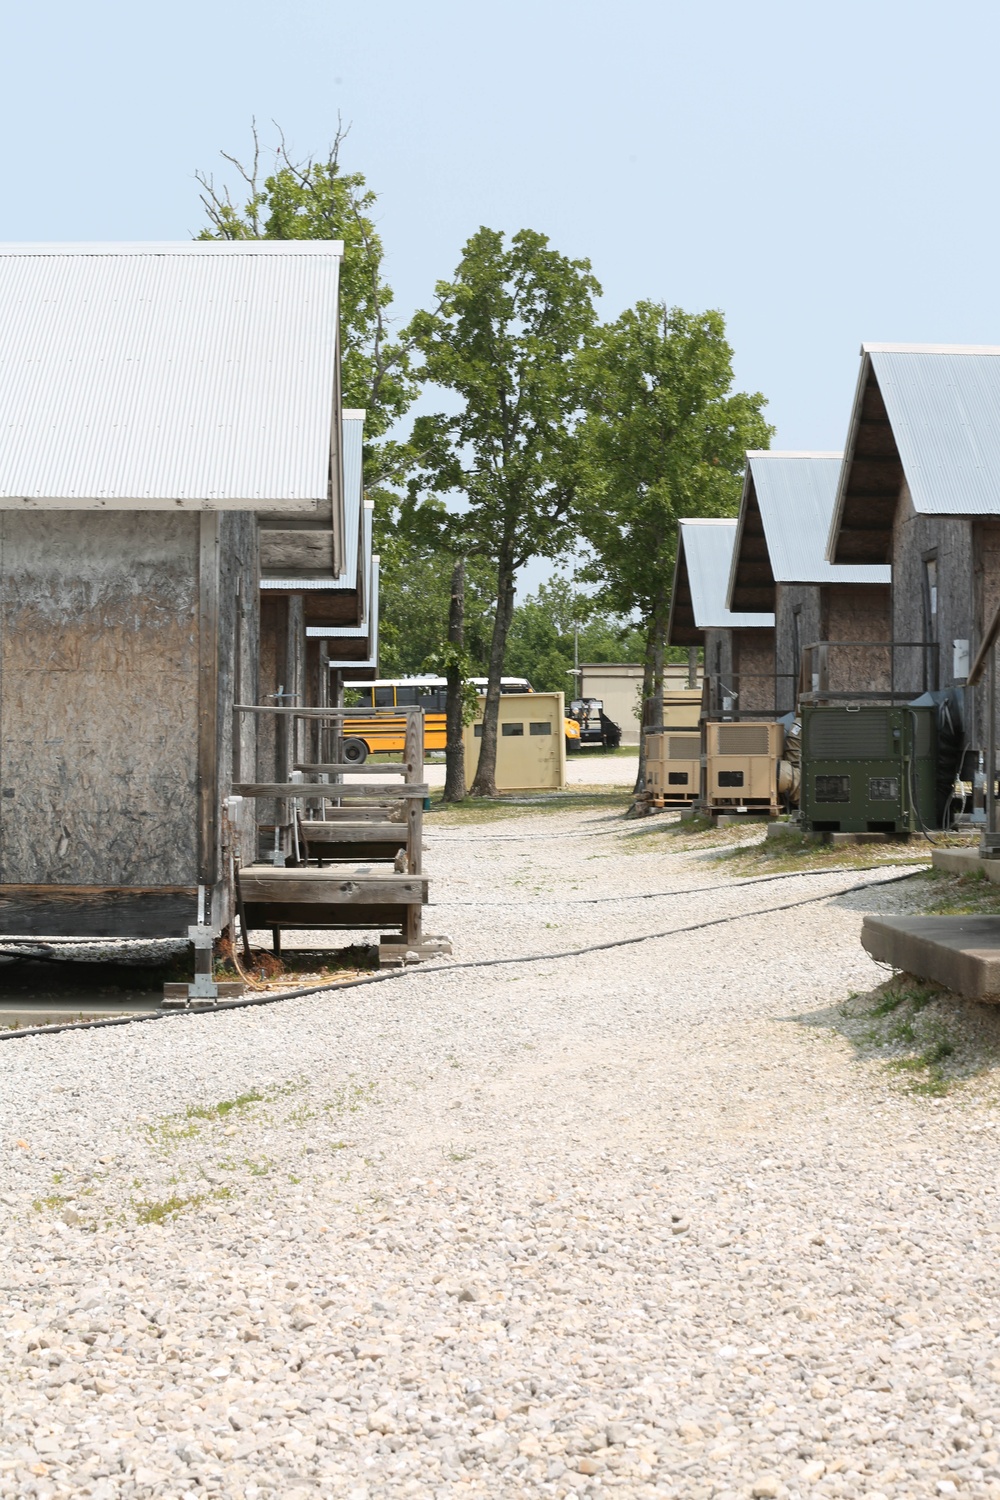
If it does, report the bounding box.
[733,628,776,713]
[0,512,201,885]
[822,583,892,695]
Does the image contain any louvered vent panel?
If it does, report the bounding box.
[668,735,699,760]
[807,711,891,759]
[716,724,770,756]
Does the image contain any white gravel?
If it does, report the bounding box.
[1,806,996,1500]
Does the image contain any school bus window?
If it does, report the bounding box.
[374,687,395,707]
[502,722,525,736]
[529,722,551,736]
[473,724,483,737]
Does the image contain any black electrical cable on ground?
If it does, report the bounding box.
[430,859,929,907]
[0,866,921,1044]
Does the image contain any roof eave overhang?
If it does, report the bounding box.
[0,494,330,513]
[826,350,899,566]
[727,462,777,614]
[666,536,701,646]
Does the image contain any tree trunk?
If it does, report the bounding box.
[470,548,517,798]
[443,557,466,803]
[687,645,698,689]
[634,584,668,798]
[634,624,657,798]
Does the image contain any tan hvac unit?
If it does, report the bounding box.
[662,690,702,729]
[705,720,785,816]
[646,730,701,806]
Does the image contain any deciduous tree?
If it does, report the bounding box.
[577,304,772,793]
[407,228,600,796]
[196,121,417,480]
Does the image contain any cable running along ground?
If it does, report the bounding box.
[0,867,920,1044]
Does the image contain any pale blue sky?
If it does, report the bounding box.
[3,0,998,588]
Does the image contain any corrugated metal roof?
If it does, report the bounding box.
[0,241,342,504]
[680,519,775,629]
[259,415,367,594]
[342,411,364,587]
[869,345,1000,516]
[313,557,381,669]
[746,452,890,583]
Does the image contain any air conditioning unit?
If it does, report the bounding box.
[662,690,702,729]
[646,729,701,806]
[800,705,937,834]
[704,720,785,816]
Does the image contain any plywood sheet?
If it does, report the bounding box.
[0,512,200,885]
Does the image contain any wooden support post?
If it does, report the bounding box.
[197,514,221,890]
[404,709,424,877]
[987,641,998,856]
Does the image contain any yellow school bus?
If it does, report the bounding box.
[341,676,553,763]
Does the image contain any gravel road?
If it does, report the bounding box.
[1,807,997,1500]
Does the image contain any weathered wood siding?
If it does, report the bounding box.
[0,513,202,886]
[775,585,820,713]
[821,582,892,695]
[891,486,972,697]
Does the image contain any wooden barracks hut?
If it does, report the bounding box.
[727,452,891,712]
[667,518,776,716]
[827,343,1000,739]
[0,240,347,957]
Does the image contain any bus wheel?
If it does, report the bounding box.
[343,737,369,765]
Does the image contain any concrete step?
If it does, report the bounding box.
[932,848,1000,883]
[861,914,1000,1001]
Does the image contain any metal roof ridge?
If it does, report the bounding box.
[862,341,1000,356]
[679,517,736,526]
[746,450,842,459]
[0,240,344,255]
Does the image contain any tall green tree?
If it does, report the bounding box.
[407,227,600,796]
[372,489,496,676]
[196,122,417,479]
[504,578,646,694]
[577,304,772,791]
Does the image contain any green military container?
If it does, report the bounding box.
[800,705,937,834]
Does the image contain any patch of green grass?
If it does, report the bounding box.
[32,1193,67,1213]
[323,1080,377,1116]
[889,1033,956,1095]
[145,1082,295,1146]
[427,788,631,826]
[917,867,1000,917]
[823,978,993,1098]
[132,1184,234,1224]
[133,1191,206,1224]
[715,830,929,878]
[185,1088,267,1122]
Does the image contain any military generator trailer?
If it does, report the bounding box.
[799,705,937,835]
